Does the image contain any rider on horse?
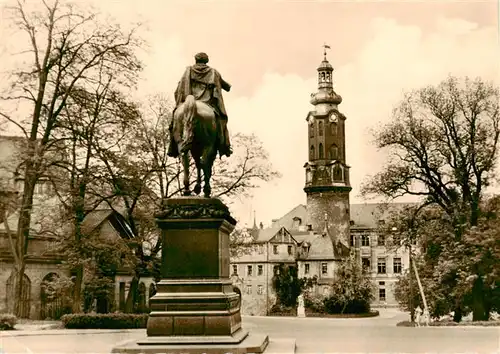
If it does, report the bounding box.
[167,52,232,158]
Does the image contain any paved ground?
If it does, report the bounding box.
[1,309,499,353]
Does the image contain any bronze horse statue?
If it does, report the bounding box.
[171,95,219,198]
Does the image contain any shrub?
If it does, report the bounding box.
[304,293,326,314]
[268,304,296,317]
[0,314,17,330]
[323,294,371,314]
[61,313,148,329]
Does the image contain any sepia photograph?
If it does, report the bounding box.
[0,0,499,353]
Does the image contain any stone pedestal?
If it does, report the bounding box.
[111,197,271,354]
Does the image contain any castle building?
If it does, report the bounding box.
[230,51,411,316]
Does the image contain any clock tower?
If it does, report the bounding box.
[304,48,351,247]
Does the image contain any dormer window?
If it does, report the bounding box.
[292,217,302,229]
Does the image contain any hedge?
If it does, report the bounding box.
[305,310,379,318]
[397,320,500,327]
[0,314,17,330]
[61,313,148,329]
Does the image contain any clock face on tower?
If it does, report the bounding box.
[329,111,339,123]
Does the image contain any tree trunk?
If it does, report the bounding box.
[472,277,488,321]
[453,306,463,322]
[72,265,84,313]
[13,263,26,317]
[124,276,139,313]
[14,163,37,318]
[72,188,86,313]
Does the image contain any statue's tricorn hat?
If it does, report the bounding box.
[194,52,209,64]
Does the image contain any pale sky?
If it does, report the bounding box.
[1,0,499,227]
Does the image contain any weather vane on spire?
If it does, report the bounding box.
[323,43,331,60]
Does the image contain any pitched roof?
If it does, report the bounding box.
[350,202,415,228]
[300,233,347,260]
[80,209,114,236]
[270,202,416,231]
[81,209,135,239]
[270,204,308,230]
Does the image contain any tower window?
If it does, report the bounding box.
[329,144,338,160]
[330,122,337,135]
[318,143,324,159]
[333,165,343,181]
[310,145,315,160]
[318,121,323,136]
[309,125,314,138]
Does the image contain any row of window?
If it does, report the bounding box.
[350,234,401,247]
[363,257,402,274]
[245,244,294,255]
[233,264,265,276]
[272,244,294,255]
[303,262,328,275]
[235,258,401,278]
[309,143,339,160]
[244,284,264,295]
[309,121,337,138]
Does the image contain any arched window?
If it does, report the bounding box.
[149,283,156,298]
[330,122,337,135]
[309,124,314,138]
[329,144,338,160]
[310,145,315,160]
[41,273,70,320]
[333,165,343,181]
[318,121,323,136]
[7,273,31,318]
[319,143,324,159]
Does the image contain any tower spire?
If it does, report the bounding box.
[322,43,331,60]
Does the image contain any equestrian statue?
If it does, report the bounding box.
[167,52,232,198]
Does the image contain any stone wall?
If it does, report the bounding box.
[0,261,70,319]
[306,190,350,245]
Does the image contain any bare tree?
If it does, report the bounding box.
[362,76,500,321]
[0,0,142,316]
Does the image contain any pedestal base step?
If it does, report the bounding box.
[111,332,295,354]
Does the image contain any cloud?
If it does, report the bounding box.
[226,17,499,226]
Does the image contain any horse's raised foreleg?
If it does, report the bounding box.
[182,152,191,196]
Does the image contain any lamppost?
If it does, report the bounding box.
[392,226,414,323]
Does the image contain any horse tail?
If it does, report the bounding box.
[181,95,197,152]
